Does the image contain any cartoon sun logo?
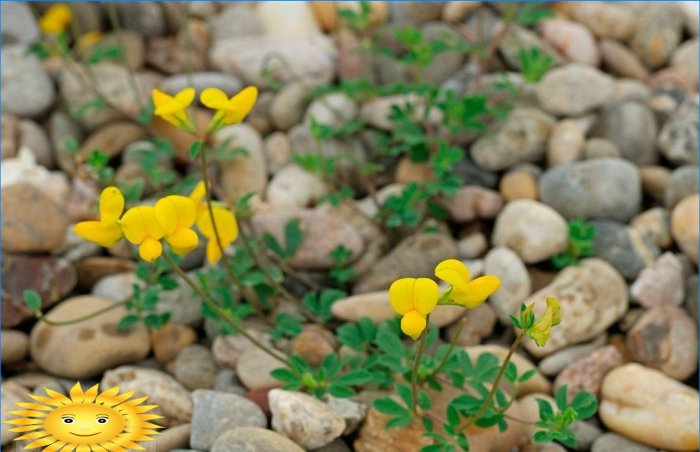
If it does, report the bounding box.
[4,382,163,451]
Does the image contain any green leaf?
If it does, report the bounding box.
[271,368,299,384]
[335,369,372,386]
[374,397,407,416]
[503,362,518,382]
[328,385,356,398]
[116,314,139,330]
[571,391,598,419]
[536,398,554,420]
[284,218,304,257]
[555,385,569,412]
[23,290,42,311]
[386,415,414,429]
[262,232,285,258]
[189,141,204,160]
[518,368,537,383]
[375,330,404,356]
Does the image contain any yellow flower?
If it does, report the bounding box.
[154,195,199,256]
[74,187,124,247]
[77,31,102,51]
[40,3,72,35]
[434,259,501,308]
[389,278,439,340]
[527,297,562,347]
[200,86,258,133]
[189,182,239,264]
[151,88,197,134]
[121,206,165,263]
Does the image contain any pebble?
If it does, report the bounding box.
[210,34,336,87]
[591,433,655,452]
[464,345,551,396]
[290,325,337,367]
[583,137,621,160]
[211,427,304,452]
[212,329,274,369]
[658,99,699,166]
[685,274,699,322]
[522,259,628,357]
[536,64,615,116]
[312,2,388,32]
[174,345,218,390]
[599,39,649,81]
[630,3,683,69]
[539,158,641,222]
[263,132,292,174]
[540,18,599,66]
[213,369,246,396]
[236,348,287,391]
[190,389,267,450]
[1,330,28,364]
[554,345,622,398]
[445,304,497,346]
[257,2,321,37]
[116,3,167,38]
[671,194,699,265]
[150,323,198,364]
[252,209,364,270]
[439,185,504,223]
[18,119,52,169]
[325,396,368,435]
[498,166,539,202]
[79,121,147,159]
[630,208,672,250]
[97,31,145,71]
[600,364,699,450]
[547,120,585,166]
[665,166,699,209]
[639,165,671,201]
[442,2,480,23]
[569,3,635,41]
[353,233,456,293]
[492,200,568,264]
[1,45,55,118]
[484,247,531,324]
[30,296,150,378]
[670,38,699,92]
[626,306,698,380]
[101,366,193,427]
[60,62,158,130]
[471,108,555,171]
[269,82,314,131]
[266,164,328,209]
[210,4,263,42]
[498,24,561,71]
[420,23,466,83]
[538,335,608,377]
[1,255,76,327]
[143,423,191,452]
[456,229,488,259]
[2,381,29,445]
[597,101,657,164]
[214,124,267,203]
[305,92,357,128]
[354,408,432,452]
[630,252,685,308]
[269,389,345,449]
[331,290,466,328]
[0,3,39,45]
[161,72,242,99]
[1,148,68,204]
[591,220,660,280]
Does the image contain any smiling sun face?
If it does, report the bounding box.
[4,382,162,451]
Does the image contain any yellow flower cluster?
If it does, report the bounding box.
[151,86,258,135]
[522,297,562,347]
[40,3,72,35]
[389,259,501,339]
[75,184,237,265]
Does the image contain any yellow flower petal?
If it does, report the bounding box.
[435,259,471,292]
[40,3,72,35]
[174,87,196,107]
[200,87,230,110]
[74,221,122,247]
[139,237,163,263]
[99,186,125,225]
[389,278,415,315]
[152,88,194,115]
[222,86,258,124]
[197,207,238,245]
[546,297,561,326]
[401,311,427,340]
[121,206,164,245]
[413,278,439,315]
[206,240,222,265]
[452,275,501,309]
[165,228,199,255]
[154,195,196,236]
[189,181,206,206]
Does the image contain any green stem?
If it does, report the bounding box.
[411,315,429,415]
[430,315,464,377]
[37,301,126,326]
[461,330,525,430]
[162,253,289,366]
[197,141,266,319]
